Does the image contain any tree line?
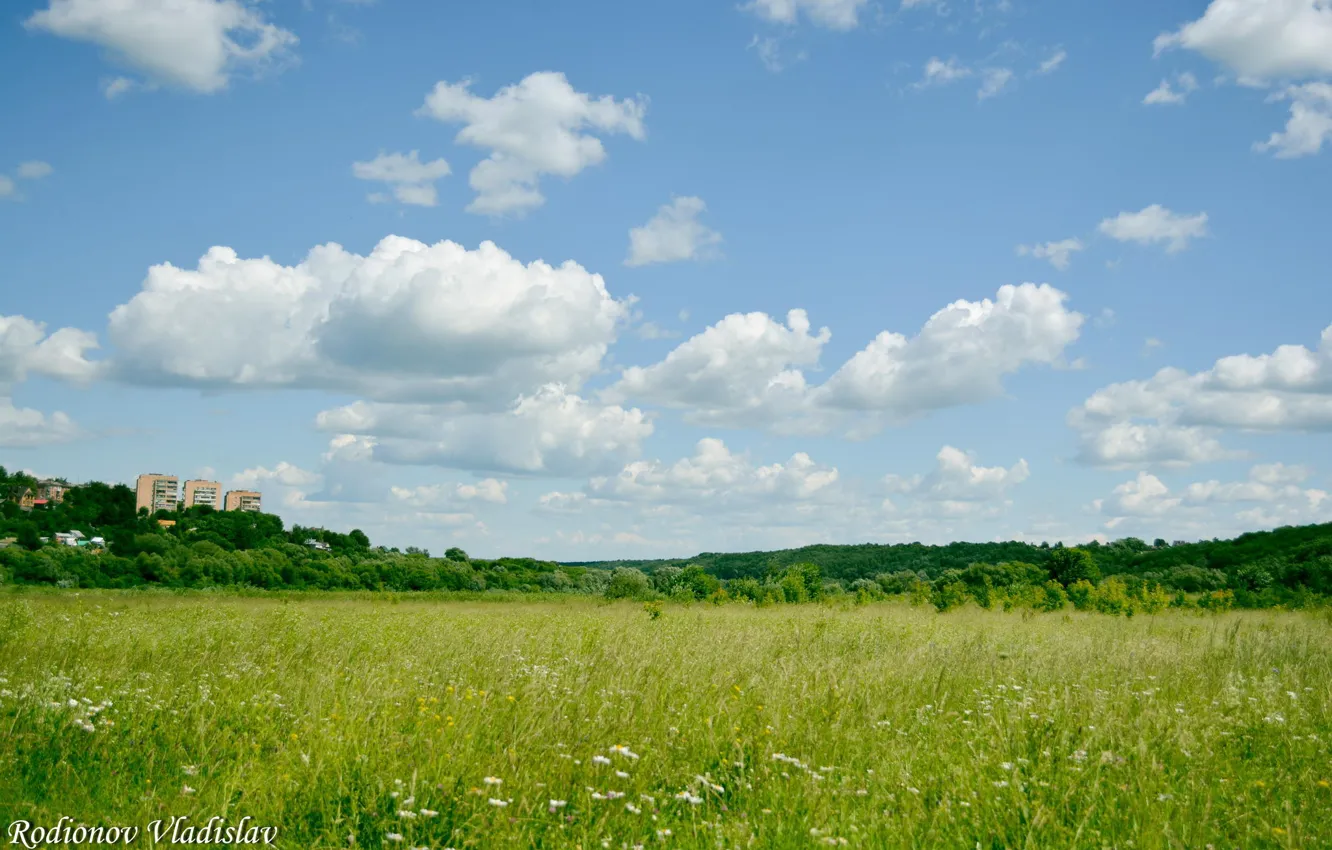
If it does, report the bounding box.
[2,466,1330,612]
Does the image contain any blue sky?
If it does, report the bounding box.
[2,0,1331,559]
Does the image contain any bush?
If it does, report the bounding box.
[605,567,653,600]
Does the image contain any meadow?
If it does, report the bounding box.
[1,591,1330,849]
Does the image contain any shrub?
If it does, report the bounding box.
[605,568,653,600]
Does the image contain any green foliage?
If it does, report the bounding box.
[642,600,663,620]
[1049,547,1101,586]
[605,567,654,600]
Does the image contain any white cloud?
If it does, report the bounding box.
[352,151,451,207]
[1143,72,1200,105]
[605,308,831,431]
[391,478,508,507]
[315,383,653,477]
[0,314,101,391]
[1095,472,1182,520]
[231,461,321,491]
[1016,238,1084,270]
[1154,0,1332,83]
[1038,50,1067,75]
[24,0,297,94]
[609,283,1083,436]
[1255,82,1332,158]
[743,0,869,30]
[1070,323,1332,466]
[1095,465,1330,533]
[0,398,82,447]
[417,72,647,217]
[747,35,806,73]
[815,284,1083,419]
[105,236,629,405]
[102,76,136,99]
[917,57,973,88]
[1097,205,1209,253]
[884,446,1030,507]
[16,161,53,180]
[978,67,1015,99]
[0,177,13,199]
[585,437,841,509]
[625,196,723,267]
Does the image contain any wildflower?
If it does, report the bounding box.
[402,797,415,807]
[1157,793,1173,802]
[656,829,672,837]
[907,787,920,795]
[855,789,868,796]
[675,791,703,805]
[592,755,612,765]
[626,803,641,814]
[1071,750,1088,763]
[182,786,196,795]
[993,780,1009,788]
[610,744,640,759]
[549,800,567,811]
[1273,828,1287,836]
[1000,762,1014,771]
[483,776,503,786]
[607,790,625,799]
[616,770,630,779]
[420,809,438,818]
[488,798,508,808]
[592,792,608,800]
[385,834,404,843]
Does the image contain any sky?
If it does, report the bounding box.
[2,0,1331,560]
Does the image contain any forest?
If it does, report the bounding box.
[3,466,1331,612]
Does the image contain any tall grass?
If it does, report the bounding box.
[1,592,1329,848]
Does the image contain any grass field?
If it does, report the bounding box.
[1,591,1330,849]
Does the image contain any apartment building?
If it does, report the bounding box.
[224,490,262,512]
[135,473,179,514]
[182,479,223,509]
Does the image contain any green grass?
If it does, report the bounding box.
[2,591,1330,849]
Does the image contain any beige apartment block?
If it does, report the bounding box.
[224,490,262,512]
[183,479,223,509]
[135,474,179,514]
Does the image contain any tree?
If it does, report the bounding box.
[444,547,468,562]
[606,567,653,600]
[1049,547,1100,586]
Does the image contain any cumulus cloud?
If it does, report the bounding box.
[1255,82,1332,158]
[1154,0,1332,83]
[625,196,723,267]
[0,398,82,447]
[609,284,1082,437]
[584,438,841,509]
[104,236,629,405]
[1094,472,1182,523]
[743,0,869,30]
[884,446,1030,513]
[1070,323,1332,466]
[417,72,647,217]
[1095,465,1330,533]
[605,309,831,431]
[1097,205,1209,253]
[391,478,508,508]
[315,383,653,477]
[352,151,451,207]
[24,0,297,94]
[0,314,101,391]
[1016,238,1084,270]
[231,461,321,491]
[1143,72,1200,105]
